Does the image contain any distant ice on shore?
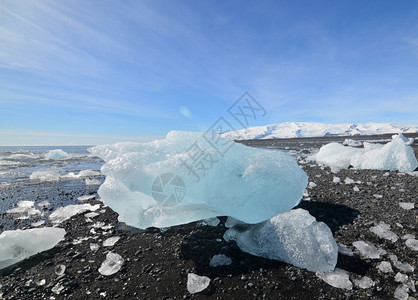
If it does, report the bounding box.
[313,134,418,172]
[45,149,69,160]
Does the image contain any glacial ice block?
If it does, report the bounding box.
[315,134,418,172]
[45,149,69,160]
[0,227,66,270]
[223,208,338,272]
[89,131,308,229]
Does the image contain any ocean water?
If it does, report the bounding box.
[0,146,104,184]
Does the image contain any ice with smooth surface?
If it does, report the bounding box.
[197,217,220,227]
[398,202,414,210]
[389,254,414,273]
[187,273,210,294]
[209,254,232,267]
[45,149,69,160]
[224,209,337,272]
[0,228,66,270]
[405,238,418,251]
[369,222,398,242]
[315,268,352,290]
[103,236,120,247]
[6,200,41,217]
[314,135,418,172]
[394,284,409,300]
[354,276,375,289]
[352,241,386,259]
[89,131,308,229]
[49,204,100,224]
[98,252,124,276]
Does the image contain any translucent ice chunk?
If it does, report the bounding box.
[45,149,69,160]
[103,236,120,247]
[98,252,124,276]
[209,254,232,267]
[316,268,352,290]
[49,204,100,224]
[369,222,398,242]
[187,273,210,294]
[89,131,308,229]
[399,202,414,210]
[224,209,337,272]
[352,241,386,259]
[377,261,393,273]
[30,171,60,182]
[353,276,374,289]
[0,228,65,270]
[405,238,418,251]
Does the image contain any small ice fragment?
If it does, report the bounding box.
[308,181,317,188]
[401,234,415,240]
[377,261,393,273]
[7,201,40,215]
[225,217,244,228]
[395,272,409,283]
[398,202,414,210]
[98,252,124,276]
[353,185,360,192]
[315,268,352,290]
[45,149,69,160]
[36,279,46,286]
[187,273,210,294]
[38,200,50,209]
[49,204,100,224]
[338,244,354,256]
[344,178,355,184]
[0,228,66,270]
[396,222,403,228]
[85,179,101,186]
[77,195,95,201]
[389,254,414,273]
[394,284,409,300]
[209,254,232,267]
[84,212,99,218]
[352,241,386,259]
[369,222,398,242]
[373,194,383,199]
[405,238,418,251]
[51,282,65,295]
[333,176,341,184]
[30,171,60,182]
[90,243,99,252]
[55,264,66,276]
[353,276,374,289]
[103,236,120,247]
[197,217,220,227]
[31,220,45,227]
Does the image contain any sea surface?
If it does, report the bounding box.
[0,146,104,184]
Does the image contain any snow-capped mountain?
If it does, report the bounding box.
[220,122,418,140]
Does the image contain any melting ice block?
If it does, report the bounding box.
[0,227,66,270]
[45,149,69,160]
[314,134,418,172]
[89,131,308,229]
[223,209,338,272]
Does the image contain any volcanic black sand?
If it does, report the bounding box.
[0,135,417,299]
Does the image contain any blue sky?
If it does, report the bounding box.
[1,0,418,145]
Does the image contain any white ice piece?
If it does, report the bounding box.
[225,217,244,228]
[37,200,51,209]
[197,217,220,227]
[308,181,317,188]
[343,139,362,147]
[103,236,120,247]
[353,276,374,289]
[338,244,354,256]
[30,171,60,182]
[49,204,100,224]
[85,179,101,186]
[353,185,360,192]
[90,243,100,252]
[224,209,337,272]
[315,134,418,172]
[209,254,232,267]
[6,200,41,217]
[394,284,409,300]
[352,241,386,259]
[369,222,398,242]
[377,261,393,273]
[187,273,210,294]
[332,176,341,184]
[398,202,414,210]
[98,252,124,276]
[405,238,418,251]
[45,149,69,160]
[77,195,96,201]
[89,131,308,229]
[344,178,355,184]
[0,227,65,270]
[316,268,352,290]
[389,254,414,273]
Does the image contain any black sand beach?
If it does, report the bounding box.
[0,135,417,299]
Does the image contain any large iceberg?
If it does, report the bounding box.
[223,209,338,272]
[0,227,66,270]
[314,134,418,172]
[89,131,308,228]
